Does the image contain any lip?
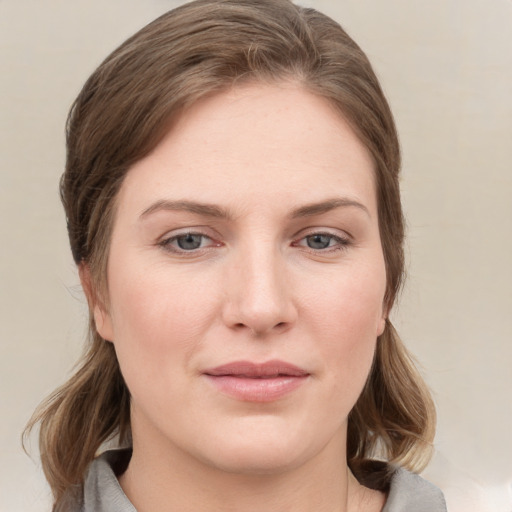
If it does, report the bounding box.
[203,360,309,402]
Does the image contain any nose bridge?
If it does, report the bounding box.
[225,235,295,335]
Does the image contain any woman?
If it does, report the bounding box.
[25,0,447,510]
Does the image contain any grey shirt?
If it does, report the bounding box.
[75,450,446,512]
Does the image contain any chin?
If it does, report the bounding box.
[188,417,332,476]
[203,444,306,476]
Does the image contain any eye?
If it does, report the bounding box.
[159,232,217,253]
[305,234,335,250]
[293,232,350,252]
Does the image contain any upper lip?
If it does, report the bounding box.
[204,360,309,378]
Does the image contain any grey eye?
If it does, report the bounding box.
[306,234,333,249]
[176,233,204,250]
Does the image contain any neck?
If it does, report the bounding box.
[119,425,382,512]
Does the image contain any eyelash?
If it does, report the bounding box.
[158,232,219,254]
[158,231,351,255]
[292,232,351,253]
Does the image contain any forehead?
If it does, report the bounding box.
[118,83,377,219]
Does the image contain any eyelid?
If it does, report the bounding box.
[291,229,352,252]
[293,226,352,241]
[158,228,222,254]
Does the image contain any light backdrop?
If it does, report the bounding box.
[1,1,511,510]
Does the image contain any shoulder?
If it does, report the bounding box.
[383,466,447,512]
[77,449,135,512]
[354,460,446,512]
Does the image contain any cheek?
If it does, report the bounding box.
[300,261,385,400]
[105,262,220,390]
[301,258,386,340]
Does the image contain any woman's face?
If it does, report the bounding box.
[94,83,387,474]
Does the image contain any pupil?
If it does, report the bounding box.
[307,234,331,249]
[177,234,202,250]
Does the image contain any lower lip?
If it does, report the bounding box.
[204,375,308,402]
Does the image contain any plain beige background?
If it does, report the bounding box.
[1,1,511,511]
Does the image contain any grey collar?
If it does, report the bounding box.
[79,449,446,512]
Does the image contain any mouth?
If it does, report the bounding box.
[203,360,310,402]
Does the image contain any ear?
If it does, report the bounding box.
[377,315,387,337]
[376,299,389,337]
[78,263,114,342]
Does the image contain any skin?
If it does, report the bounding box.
[89,83,387,512]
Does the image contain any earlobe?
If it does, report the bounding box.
[93,304,114,342]
[377,296,391,337]
[377,315,387,337]
[78,263,114,342]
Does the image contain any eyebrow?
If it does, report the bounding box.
[140,200,234,220]
[290,197,370,219]
[139,197,370,221]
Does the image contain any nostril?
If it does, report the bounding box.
[231,321,288,334]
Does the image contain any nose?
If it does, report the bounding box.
[222,244,297,336]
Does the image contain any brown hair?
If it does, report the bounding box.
[25,0,436,507]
